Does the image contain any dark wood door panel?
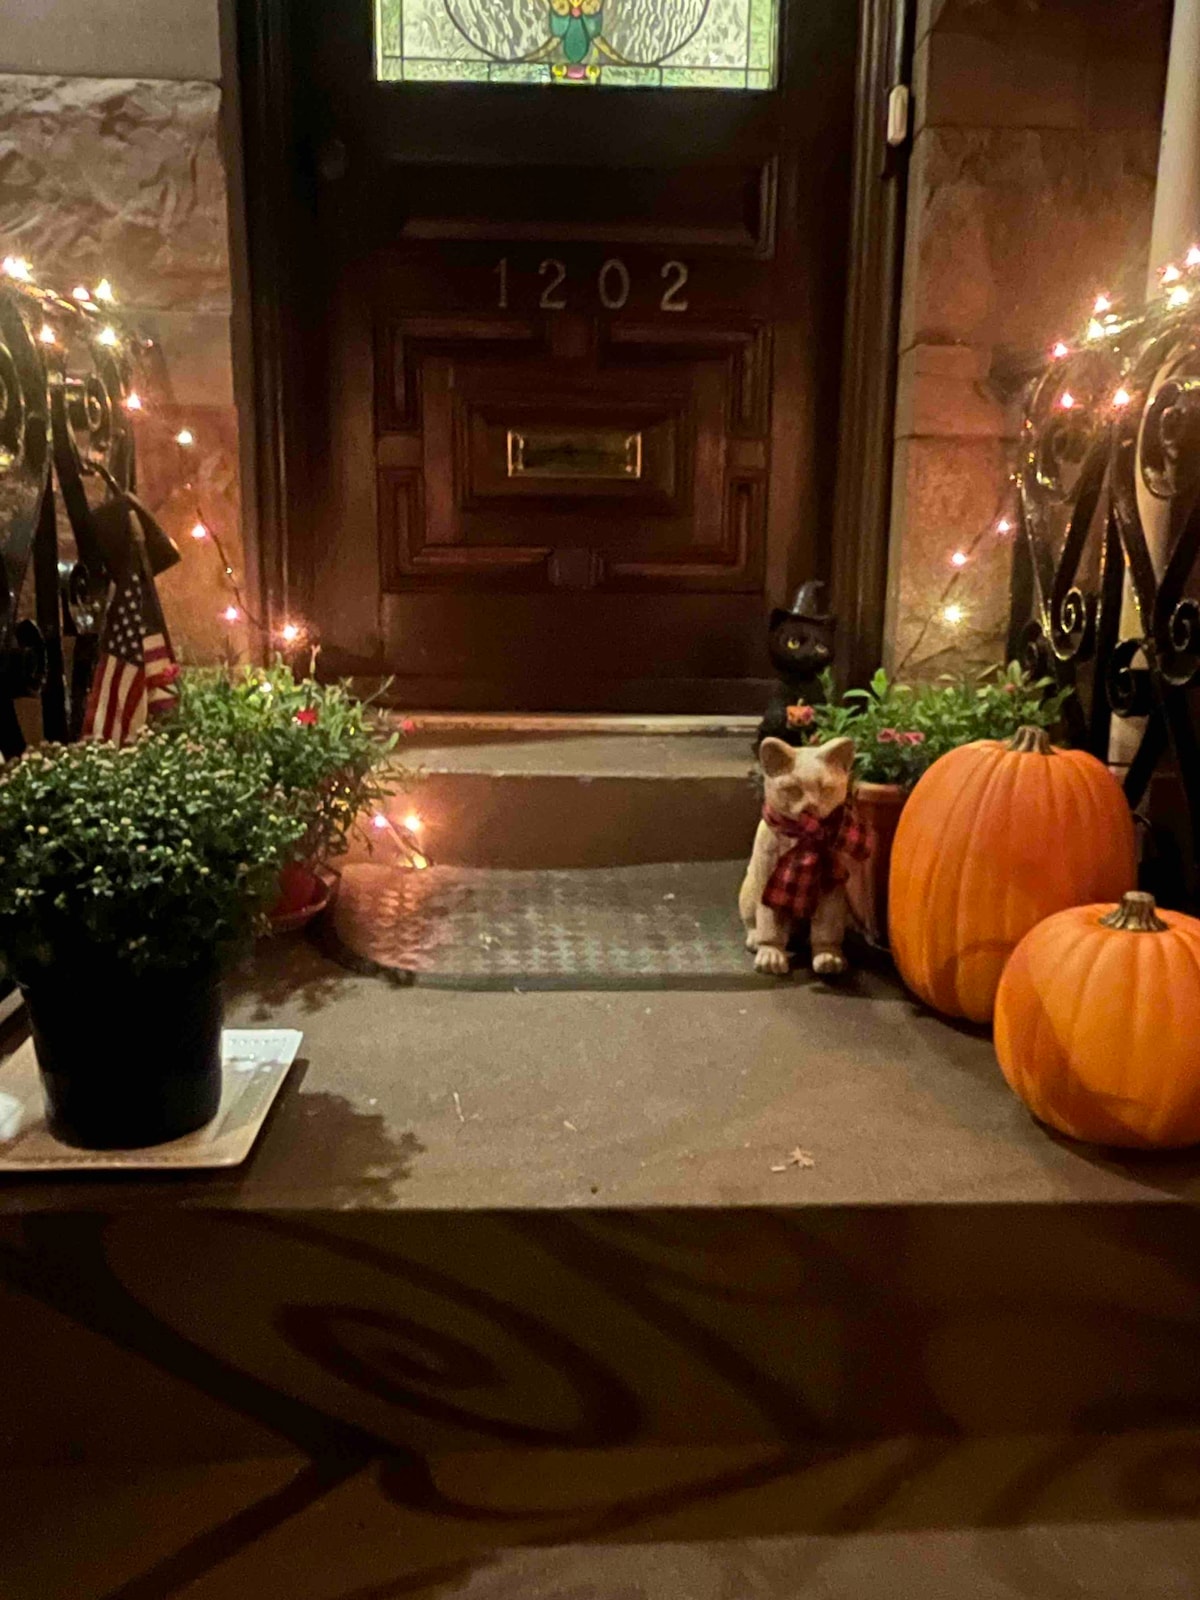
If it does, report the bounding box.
[393,160,777,255]
[280,0,858,707]
[313,590,773,709]
[375,310,770,593]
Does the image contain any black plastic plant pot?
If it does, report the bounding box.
[20,961,224,1149]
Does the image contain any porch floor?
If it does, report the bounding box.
[4,929,1198,1213]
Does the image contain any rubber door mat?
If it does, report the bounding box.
[325,860,767,990]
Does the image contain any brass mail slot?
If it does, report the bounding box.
[507,428,643,481]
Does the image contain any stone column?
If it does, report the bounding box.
[884,0,1166,682]
[1111,0,1200,769]
[1147,0,1200,283]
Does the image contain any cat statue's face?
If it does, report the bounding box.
[759,735,855,821]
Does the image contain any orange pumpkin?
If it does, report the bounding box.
[888,726,1135,1022]
[995,892,1200,1147]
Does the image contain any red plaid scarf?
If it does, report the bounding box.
[761,802,874,920]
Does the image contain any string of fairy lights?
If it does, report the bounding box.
[905,241,1200,668]
[11,238,1198,680]
[0,255,439,856]
[0,254,306,654]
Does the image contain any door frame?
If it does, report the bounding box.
[226,0,913,689]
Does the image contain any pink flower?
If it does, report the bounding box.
[786,703,815,727]
[1003,683,1018,694]
[877,728,897,744]
[400,717,417,735]
[901,730,926,746]
[158,663,181,686]
[294,708,318,726]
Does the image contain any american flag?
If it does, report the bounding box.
[82,558,179,744]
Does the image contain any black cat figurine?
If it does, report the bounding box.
[756,580,836,753]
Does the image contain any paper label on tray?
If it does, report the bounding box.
[0,1090,24,1141]
[222,1029,304,1071]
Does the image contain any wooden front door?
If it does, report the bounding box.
[276,0,856,709]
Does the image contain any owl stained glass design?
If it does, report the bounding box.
[375,0,778,87]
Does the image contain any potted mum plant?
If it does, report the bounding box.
[174,661,403,927]
[0,734,306,1148]
[785,662,1068,946]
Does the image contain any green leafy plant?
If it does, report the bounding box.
[787,662,1071,787]
[0,733,307,981]
[173,661,405,865]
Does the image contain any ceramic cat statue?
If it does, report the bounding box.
[739,735,871,978]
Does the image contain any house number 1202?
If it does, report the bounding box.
[493,257,690,313]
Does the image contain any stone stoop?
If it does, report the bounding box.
[358,721,763,870]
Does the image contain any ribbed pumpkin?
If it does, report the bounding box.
[996,892,1200,1147]
[888,726,1135,1022]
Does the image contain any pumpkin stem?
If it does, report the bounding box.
[1007,725,1053,755]
[1099,891,1169,933]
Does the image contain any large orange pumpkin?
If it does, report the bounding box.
[995,892,1200,1147]
[888,726,1135,1022]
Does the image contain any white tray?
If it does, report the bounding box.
[0,1029,302,1172]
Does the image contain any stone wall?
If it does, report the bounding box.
[0,0,245,664]
[1,0,1172,688]
[884,0,1169,679]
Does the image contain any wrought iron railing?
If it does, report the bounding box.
[0,276,178,758]
[1010,300,1200,907]
[1,275,182,1013]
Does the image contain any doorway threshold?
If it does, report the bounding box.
[392,712,760,736]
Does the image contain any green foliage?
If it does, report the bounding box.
[0,733,307,981]
[799,662,1071,787]
[173,661,404,863]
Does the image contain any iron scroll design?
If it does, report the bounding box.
[0,278,179,761]
[1009,310,1200,904]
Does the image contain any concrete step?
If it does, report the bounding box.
[371,728,761,868]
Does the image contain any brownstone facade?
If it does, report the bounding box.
[886,0,1169,678]
[0,1,245,663]
[0,0,1173,685]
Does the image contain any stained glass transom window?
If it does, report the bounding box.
[374,0,779,88]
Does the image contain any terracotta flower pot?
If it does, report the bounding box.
[846,781,908,949]
[272,861,323,919]
[269,861,335,933]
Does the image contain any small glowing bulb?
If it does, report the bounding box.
[1086,319,1105,341]
[996,517,1013,534]
[280,622,301,643]
[2,256,32,281]
[190,521,209,541]
[1168,285,1191,308]
[221,605,240,623]
[1059,391,1076,410]
[124,391,143,411]
[403,812,423,834]
[950,550,968,568]
[93,279,114,303]
[72,285,91,302]
[942,603,965,626]
[1093,293,1112,314]
[1162,263,1182,284]
[38,324,56,345]
[372,813,390,831]
[175,428,195,447]
[1112,387,1132,408]
[1187,245,1200,268]
[97,326,118,347]
[1051,341,1069,359]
